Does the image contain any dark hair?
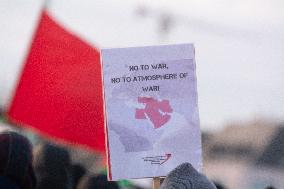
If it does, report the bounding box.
[70,164,86,189]
[0,131,36,189]
[33,143,71,189]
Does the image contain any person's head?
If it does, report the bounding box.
[33,142,71,189]
[76,174,119,189]
[0,131,36,189]
[160,163,217,189]
[70,164,86,189]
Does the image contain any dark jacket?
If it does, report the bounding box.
[0,176,20,189]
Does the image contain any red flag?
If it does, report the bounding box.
[7,10,105,152]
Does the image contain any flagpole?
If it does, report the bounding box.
[153,177,160,189]
[43,0,51,9]
[153,177,165,189]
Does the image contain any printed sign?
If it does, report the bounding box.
[101,44,201,180]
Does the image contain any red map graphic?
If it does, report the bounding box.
[135,97,173,129]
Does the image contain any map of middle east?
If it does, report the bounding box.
[135,97,173,129]
[109,97,174,153]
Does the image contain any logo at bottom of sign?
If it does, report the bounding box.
[142,153,172,165]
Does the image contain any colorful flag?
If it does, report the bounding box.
[7,10,105,152]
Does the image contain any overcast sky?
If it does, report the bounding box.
[0,0,284,130]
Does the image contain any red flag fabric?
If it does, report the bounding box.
[7,10,105,152]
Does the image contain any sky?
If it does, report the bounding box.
[0,0,283,130]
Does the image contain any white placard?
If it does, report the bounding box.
[101,44,201,181]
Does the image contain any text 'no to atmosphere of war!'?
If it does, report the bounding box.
[110,63,189,92]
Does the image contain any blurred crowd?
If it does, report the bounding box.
[0,130,134,189]
[0,129,276,189]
